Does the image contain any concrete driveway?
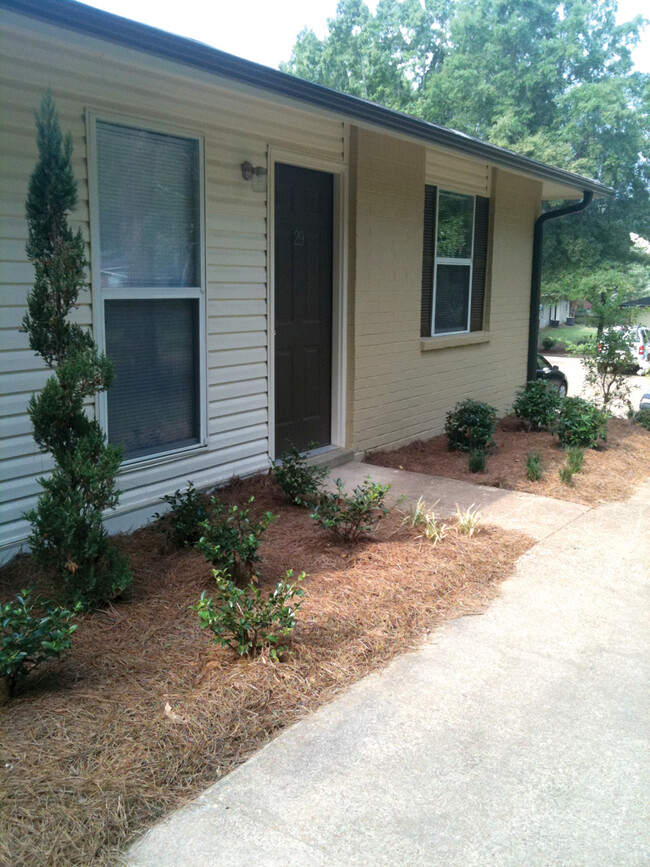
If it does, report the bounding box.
[128,473,650,867]
[546,354,649,415]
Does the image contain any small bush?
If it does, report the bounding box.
[566,446,585,474]
[455,504,481,536]
[513,380,563,430]
[194,569,305,659]
[632,408,650,430]
[541,336,556,351]
[311,477,389,542]
[525,451,544,482]
[559,466,574,486]
[154,482,208,547]
[444,399,497,452]
[556,397,608,448]
[273,445,329,506]
[1,590,78,699]
[403,497,448,545]
[468,448,486,473]
[195,497,276,582]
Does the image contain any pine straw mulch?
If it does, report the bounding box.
[365,416,650,507]
[0,473,532,867]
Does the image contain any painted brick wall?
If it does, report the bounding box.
[348,127,542,454]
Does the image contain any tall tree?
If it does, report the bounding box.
[23,92,131,606]
[283,0,650,299]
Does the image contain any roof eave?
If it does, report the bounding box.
[1,0,614,199]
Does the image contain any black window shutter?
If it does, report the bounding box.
[470,195,490,332]
[420,184,437,337]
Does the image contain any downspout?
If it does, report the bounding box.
[527,190,593,381]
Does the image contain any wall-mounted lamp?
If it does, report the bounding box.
[241,160,267,181]
[241,161,267,194]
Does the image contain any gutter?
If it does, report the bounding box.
[1,0,614,199]
[527,192,594,381]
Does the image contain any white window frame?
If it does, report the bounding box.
[431,189,476,336]
[87,111,208,468]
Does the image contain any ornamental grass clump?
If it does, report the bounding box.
[194,569,305,659]
[22,92,131,605]
[1,590,79,700]
[311,477,390,542]
[403,497,448,545]
[513,380,562,431]
[195,496,276,582]
[468,447,486,473]
[273,445,329,506]
[525,451,544,482]
[444,399,497,452]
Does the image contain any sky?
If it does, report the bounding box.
[80,0,650,73]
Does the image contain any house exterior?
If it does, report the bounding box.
[0,0,611,562]
[539,298,572,328]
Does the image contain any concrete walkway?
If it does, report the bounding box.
[329,461,589,540]
[128,473,650,867]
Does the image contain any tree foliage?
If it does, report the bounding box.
[23,92,131,606]
[283,0,650,296]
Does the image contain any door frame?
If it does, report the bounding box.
[267,146,348,460]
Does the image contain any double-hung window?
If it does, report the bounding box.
[92,119,205,462]
[420,186,490,337]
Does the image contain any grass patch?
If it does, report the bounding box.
[539,323,597,351]
[0,473,531,866]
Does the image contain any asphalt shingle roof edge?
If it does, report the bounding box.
[3,0,614,199]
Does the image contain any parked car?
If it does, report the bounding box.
[640,393,650,411]
[599,325,650,373]
[536,354,568,396]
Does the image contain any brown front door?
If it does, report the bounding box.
[274,163,333,456]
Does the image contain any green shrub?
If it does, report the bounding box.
[556,397,608,448]
[632,408,650,430]
[468,448,486,473]
[195,497,276,582]
[273,445,329,506]
[22,93,131,606]
[559,466,574,486]
[1,590,79,699]
[194,569,305,659]
[311,477,389,542]
[513,380,563,430]
[525,451,544,482]
[154,482,208,547]
[541,336,556,351]
[566,446,585,474]
[444,399,497,452]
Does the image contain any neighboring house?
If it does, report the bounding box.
[0,0,611,561]
[620,297,650,328]
[539,297,572,327]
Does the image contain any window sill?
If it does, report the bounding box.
[118,442,209,475]
[420,331,491,352]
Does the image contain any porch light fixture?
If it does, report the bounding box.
[240,160,267,193]
[241,161,267,180]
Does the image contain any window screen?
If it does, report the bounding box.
[105,299,200,460]
[434,264,471,334]
[97,122,200,289]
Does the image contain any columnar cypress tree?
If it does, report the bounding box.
[23,91,131,605]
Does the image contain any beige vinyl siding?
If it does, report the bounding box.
[0,9,345,556]
[348,127,540,454]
